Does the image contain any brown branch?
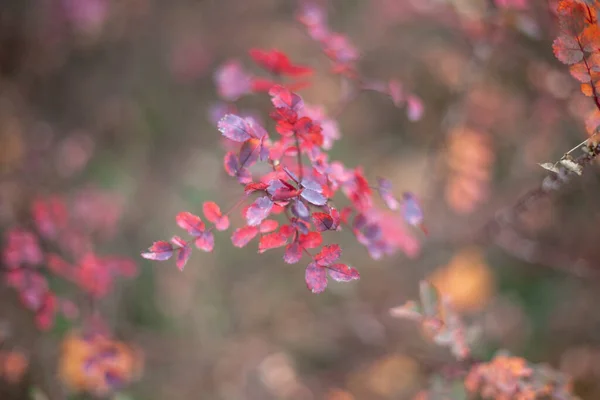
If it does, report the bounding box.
[476,141,600,277]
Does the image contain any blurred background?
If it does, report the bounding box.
[1,0,600,399]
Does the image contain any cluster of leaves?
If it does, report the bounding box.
[58,329,143,397]
[2,189,136,330]
[143,84,426,293]
[553,0,600,134]
[465,351,577,400]
[143,2,428,293]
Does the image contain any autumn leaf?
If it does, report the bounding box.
[141,241,173,261]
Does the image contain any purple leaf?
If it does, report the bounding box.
[175,244,192,271]
[246,196,274,226]
[218,114,252,142]
[292,199,310,219]
[301,189,327,206]
[300,178,322,192]
[305,262,327,293]
[141,241,173,261]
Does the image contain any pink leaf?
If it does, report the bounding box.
[195,231,215,252]
[258,232,288,253]
[315,244,341,266]
[301,189,327,205]
[175,243,192,271]
[203,201,230,231]
[231,226,259,248]
[305,262,327,293]
[327,263,359,282]
[176,212,205,236]
[171,235,187,248]
[214,60,252,101]
[283,242,303,264]
[246,196,274,226]
[259,219,279,233]
[141,241,174,261]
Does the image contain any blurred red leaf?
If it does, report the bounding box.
[249,49,312,76]
[141,241,174,261]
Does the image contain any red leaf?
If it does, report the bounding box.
[280,224,296,238]
[283,242,303,264]
[251,77,277,92]
[231,226,259,248]
[305,262,327,293]
[245,182,268,194]
[315,244,341,266]
[258,232,288,253]
[203,201,230,231]
[176,212,205,236]
[203,201,222,222]
[327,263,359,282]
[259,219,279,233]
[249,49,312,77]
[246,196,274,226]
[312,212,334,231]
[329,207,341,229]
[195,231,215,252]
[141,241,174,261]
[299,232,322,249]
